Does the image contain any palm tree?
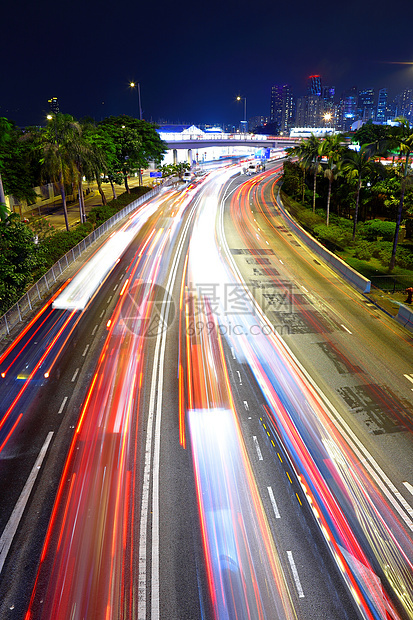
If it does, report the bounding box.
[286,141,309,203]
[387,117,413,270]
[40,114,79,231]
[341,147,375,241]
[287,134,322,210]
[319,134,346,225]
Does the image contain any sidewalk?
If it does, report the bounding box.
[24,174,155,231]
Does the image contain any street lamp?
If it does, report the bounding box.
[323,112,333,131]
[130,81,143,120]
[236,95,247,134]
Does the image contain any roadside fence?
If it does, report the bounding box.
[0,184,166,343]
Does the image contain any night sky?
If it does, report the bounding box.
[2,0,413,128]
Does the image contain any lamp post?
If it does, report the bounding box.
[236,95,247,134]
[130,81,143,120]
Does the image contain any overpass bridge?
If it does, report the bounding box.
[161,134,298,165]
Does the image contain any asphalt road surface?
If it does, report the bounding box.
[0,160,412,619]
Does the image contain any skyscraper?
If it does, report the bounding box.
[307,75,322,97]
[358,88,375,122]
[270,85,283,131]
[376,88,388,123]
[280,85,295,134]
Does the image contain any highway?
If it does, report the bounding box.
[0,160,412,619]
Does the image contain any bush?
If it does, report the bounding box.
[313,223,353,249]
[354,241,372,261]
[361,219,396,241]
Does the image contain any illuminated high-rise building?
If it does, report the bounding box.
[270,85,283,130]
[307,75,322,97]
[358,88,375,122]
[280,85,295,133]
[48,97,60,114]
[376,88,388,123]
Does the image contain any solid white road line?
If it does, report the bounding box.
[267,486,281,519]
[287,550,305,598]
[0,432,53,574]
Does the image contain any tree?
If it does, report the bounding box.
[386,118,413,270]
[39,114,81,231]
[341,147,375,241]
[319,134,347,225]
[287,135,323,211]
[81,121,116,206]
[0,213,39,313]
[0,118,38,216]
[286,141,309,204]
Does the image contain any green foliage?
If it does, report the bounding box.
[281,161,302,199]
[0,214,40,313]
[360,219,396,241]
[313,223,353,249]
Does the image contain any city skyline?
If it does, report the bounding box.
[1,0,413,127]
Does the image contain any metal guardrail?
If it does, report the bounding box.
[370,275,413,294]
[0,185,162,342]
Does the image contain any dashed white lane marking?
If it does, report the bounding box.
[231,347,236,359]
[113,284,118,291]
[404,374,413,386]
[82,344,90,357]
[71,368,79,382]
[252,436,263,461]
[403,481,413,497]
[341,324,352,334]
[243,401,249,410]
[301,286,308,293]
[99,310,105,318]
[107,295,113,304]
[0,432,53,574]
[236,370,242,385]
[267,486,281,519]
[91,324,98,336]
[58,396,68,414]
[279,259,284,264]
[287,550,305,598]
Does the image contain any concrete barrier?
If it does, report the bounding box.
[276,192,371,294]
[397,304,413,331]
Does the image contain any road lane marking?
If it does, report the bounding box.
[267,486,281,518]
[106,295,113,304]
[252,436,263,460]
[341,324,352,334]
[138,199,198,620]
[71,368,79,382]
[99,310,105,318]
[0,432,53,574]
[82,344,90,357]
[243,400,249,410]
[404,374,413,385]
[58,397,68,414]
[91,324,98,336]
[236,370,242,385]
[231,347,236,359]
[113,284,118,291]
[403,482,413,497]
[287,551,305,598]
